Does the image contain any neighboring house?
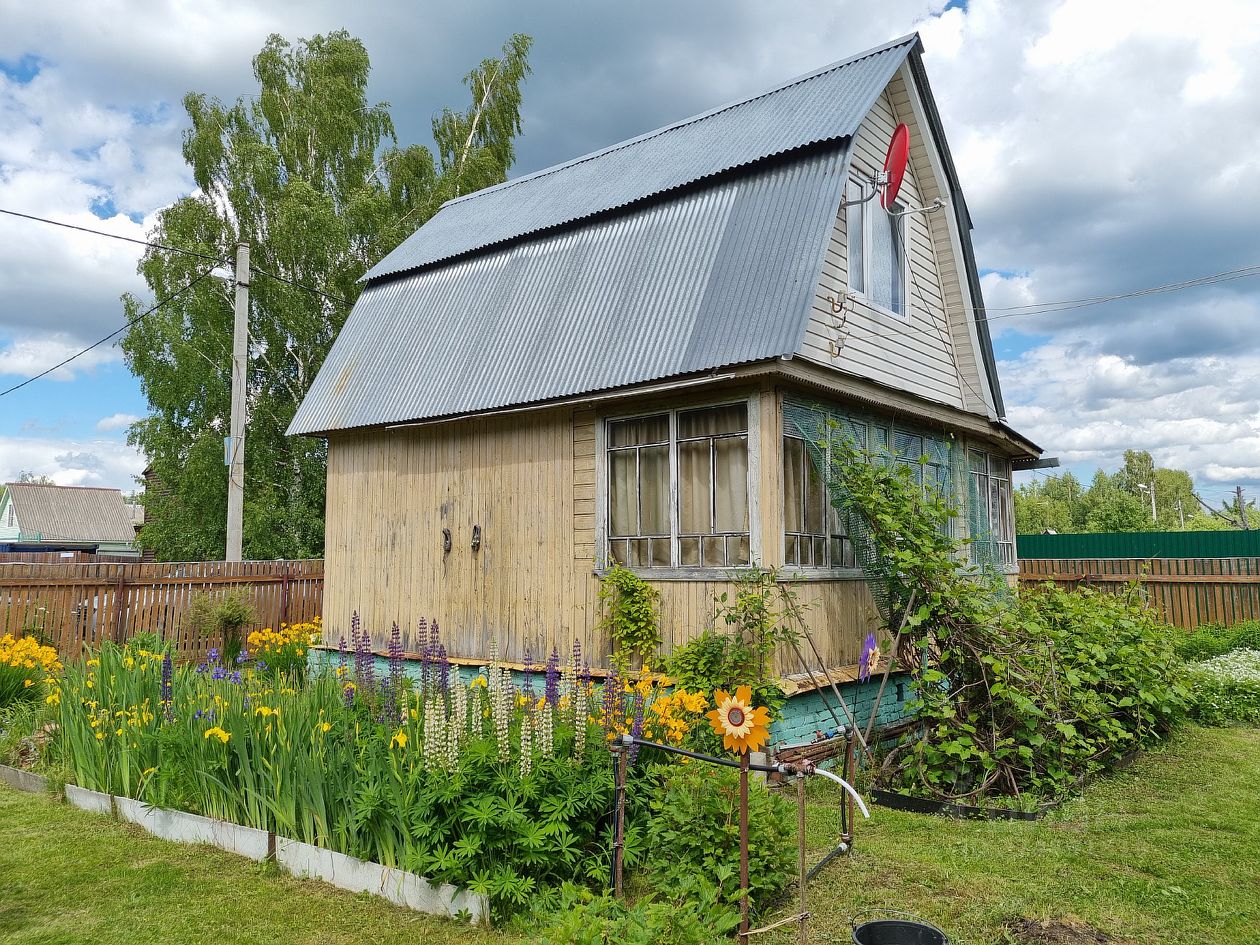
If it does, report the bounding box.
[289,33,1041,708]
[0,483,141,557]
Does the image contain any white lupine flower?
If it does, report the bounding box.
[537,700,554,760]
[518,705,534,777]
[573,683,589,761]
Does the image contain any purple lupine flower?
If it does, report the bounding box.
[435,642,449,693]
[388,622,405,690]
[628,686,646,764]
[337,634,348,676]
[544,647,561,706]
[521,646,535,698]
[417,617,430,691]
[342,682,355,709]
[601,668,622,738]
[859,632,879,683]
[580,659,592,690]
[353,614,375,691]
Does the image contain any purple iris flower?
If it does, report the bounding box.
[212,665,228,681]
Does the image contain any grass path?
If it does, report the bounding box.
[764,725,1260,945]
[1,727,1256,944]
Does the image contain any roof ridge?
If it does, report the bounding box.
[6,482,122,492]
[441,32,920,210]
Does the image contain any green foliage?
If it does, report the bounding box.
[1184,649,1260,725]
[645,763,794,916]
[54,641,630,919]
[822,434,1186,801]
[121,31,533,560]
[598,565,662,667]
[533,878,740,945]
[1174,621,1260,661]
[667,569,800,721]
[185,590,256,660]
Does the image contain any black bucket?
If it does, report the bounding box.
[851,910,948,945]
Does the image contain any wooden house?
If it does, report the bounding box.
[0,483,141,557]
[290,34,1041,688]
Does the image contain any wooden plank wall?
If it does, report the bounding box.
[0,559,323,660]
[323,396,881,674]
[1019,557,1260,628]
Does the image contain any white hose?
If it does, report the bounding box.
[812,767,871,819]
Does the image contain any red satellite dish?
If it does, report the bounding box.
[881,123,910,209]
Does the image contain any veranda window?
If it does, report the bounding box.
[606,403,751,569]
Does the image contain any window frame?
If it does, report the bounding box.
[845,174,910,320]
[968,450,1015,569]
[596,394,760,578]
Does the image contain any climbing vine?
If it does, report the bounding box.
[598,565,662,668]
[819,427,1187,802]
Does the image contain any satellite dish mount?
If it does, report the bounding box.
[841,123,946,217]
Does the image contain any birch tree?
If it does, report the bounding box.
[121,31,532,560]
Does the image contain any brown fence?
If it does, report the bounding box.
[1019,557,1260,629]
[0,559,323,660]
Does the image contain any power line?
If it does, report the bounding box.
[979,263,1260,321]
[249,265,354,307]
[0,207,222,264]
[0,262,227,399]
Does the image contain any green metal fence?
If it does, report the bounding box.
[1017,530,1260,560]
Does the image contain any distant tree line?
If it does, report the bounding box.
[1015,450,1258,534]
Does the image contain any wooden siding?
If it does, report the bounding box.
[322,391,881,673]
[802,82,969,411]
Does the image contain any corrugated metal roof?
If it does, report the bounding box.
[289,146,850,435]
[5,483,136,542]
[364,34,918,282]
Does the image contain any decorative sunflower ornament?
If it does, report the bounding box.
[707,685,771,754]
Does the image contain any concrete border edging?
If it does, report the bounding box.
[64,783,113,816]
[0,764,49,794]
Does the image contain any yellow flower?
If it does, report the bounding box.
[203,726,231,743]
[317,722,332,734]
[23,679,33,688]
[254,706,276,718]
[95,732,105,741]
[471,676,488,689]
[390,729,408,750]
[706,685,771,755]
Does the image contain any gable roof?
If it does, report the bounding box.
[291,33,1002,437]
[4,483,136,543]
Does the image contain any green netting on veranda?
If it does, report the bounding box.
[783,400,998,626]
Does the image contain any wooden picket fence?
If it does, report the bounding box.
[1019,557,1260,629]
[0,559,323,661]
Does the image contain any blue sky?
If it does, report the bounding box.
[2,0,1259,502]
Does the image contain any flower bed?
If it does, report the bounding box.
[1185,649,1260,725]
[0,633,61,709]
[47,622,776,922]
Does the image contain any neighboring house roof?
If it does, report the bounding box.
[290,32,1002,437]
[3,483,136,543]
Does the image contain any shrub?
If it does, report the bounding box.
[1184,649,1260,725]
[0,633,61,709]
[645,763,794,915]
[185,590,257,661]
[533,878,739,945]
[1176,621,1260,661]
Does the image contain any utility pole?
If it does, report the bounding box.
[226,241,249,562]
[1176,497,1185,530]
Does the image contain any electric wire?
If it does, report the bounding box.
[0,207,222,264]
[249,265,354,307]
[0,262,227,399]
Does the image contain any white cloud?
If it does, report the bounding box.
[95,412,139,432]
[0,333,120,381]
[0,434,144,489]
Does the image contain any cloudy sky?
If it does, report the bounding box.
[1,0,1258,509]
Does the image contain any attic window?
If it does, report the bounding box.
[605,403,751,569]
[846,176,907,317]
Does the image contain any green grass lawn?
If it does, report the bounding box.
[1,727,1257,944]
